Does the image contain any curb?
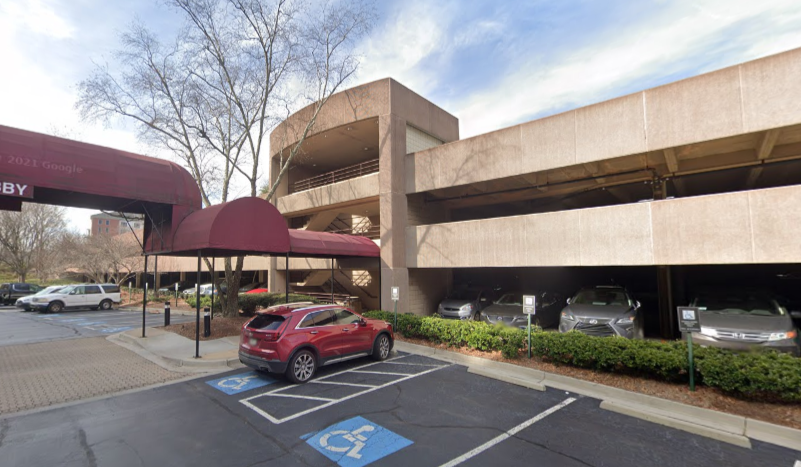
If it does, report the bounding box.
[394,341,801,452]
[109,332,244,373]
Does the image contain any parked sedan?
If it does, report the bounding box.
[239,303,393,383]
[15,285,69,311]
[482,291,564,329]
[559,286,644,339]
[687,289,800,356]
[437,287,496,320]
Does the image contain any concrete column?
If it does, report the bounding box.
[179,271,186,281]
[258,269,266,283]
[379,114,409,312]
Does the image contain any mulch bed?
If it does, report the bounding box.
[397,336,801,430]
[160,316,249,341]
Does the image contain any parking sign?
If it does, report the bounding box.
[391,286,399,302]
[523,295,536,315]
[677,306,701,332]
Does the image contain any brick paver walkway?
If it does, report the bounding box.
[0,337,182,415]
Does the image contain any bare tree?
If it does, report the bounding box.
[0,204,66,282]
[76,0,374,317]
[63,232,144,286]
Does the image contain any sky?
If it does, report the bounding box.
[2,0,801,233]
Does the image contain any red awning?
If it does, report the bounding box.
[0,125,201,212]
[166,196,379,258]
[289,229,379,258]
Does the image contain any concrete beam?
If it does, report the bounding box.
[663,148,679,173]
[756,129,780,160]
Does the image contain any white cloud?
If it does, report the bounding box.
[454,0,801,137]
[355,1,455,95]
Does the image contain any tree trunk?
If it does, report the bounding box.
[220,256,244,317]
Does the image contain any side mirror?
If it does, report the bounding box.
[634,301,642,310]
[359,319,367,327]
[790,311,801,319]
[566,298,572,305]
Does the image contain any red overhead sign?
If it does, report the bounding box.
[0,181,33,198]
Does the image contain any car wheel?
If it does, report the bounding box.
[372,333,392,361]
[99,300,113,311]
[286,350,316,384]
[47,302,63,313]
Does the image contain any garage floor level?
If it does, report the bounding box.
[1,352,798,467]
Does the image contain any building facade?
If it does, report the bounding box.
[90,212,144,237]
[266,48,801,338]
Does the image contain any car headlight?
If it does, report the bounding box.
[616,316,635,325]
[561,312,575,321]
[460,304,473,312]
[767,331,797,341]
[700,326,718,338]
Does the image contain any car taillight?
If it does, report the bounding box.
[262,332,278,341]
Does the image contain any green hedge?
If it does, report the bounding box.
[238,292,319,315]
[185,295,220,310]
[362,310,801,402]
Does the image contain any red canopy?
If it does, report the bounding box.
[164,196,379,259]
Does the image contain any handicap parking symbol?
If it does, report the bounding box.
[206,371,275,395]
[305,416,412,467]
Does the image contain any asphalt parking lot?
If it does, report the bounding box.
[0,306,194,346]
[0,351,798,467]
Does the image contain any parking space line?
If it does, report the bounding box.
[310,381,377,388]
[382,361,441,367]
[241,364,451,424]
[350,370,413,376]
[438,397,577,467]
[268,393,335,402]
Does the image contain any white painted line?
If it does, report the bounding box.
[794,461,800,467]
[313,354,410,382]
[382,361,442,367]
[241,363,450,424]
[267,393,335,402]
[350,370,412,376]
[438,397,577,467]
[310,380,377,388]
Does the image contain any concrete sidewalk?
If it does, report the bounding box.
[108,328,243,373]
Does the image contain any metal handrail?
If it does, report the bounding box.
[290,158,379,193]
[325,225,380,240]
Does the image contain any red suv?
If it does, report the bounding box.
[239,303,394,383]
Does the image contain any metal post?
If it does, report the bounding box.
[153,255,158,300]
[195,250,201,358]
[285,252,289,303]
[393,299,397,330]
[142,255,148,338]
[210,257,214,320]
[164,301,170,326]
[204,307,211,337]
[331,257,335,304]
[687,333,695,392]
[527,314,532,359]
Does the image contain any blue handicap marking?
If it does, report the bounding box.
[305,416,412,467]
[206,371,275,395]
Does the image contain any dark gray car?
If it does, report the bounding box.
[482,291,564,329]
[558,286,643,339]
[686,290,800,356]
[438,287,496,320]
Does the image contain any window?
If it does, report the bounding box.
[101,285,120,294]
[98,220,102,225]
[333,309,360,325]
[106,220,110,225]
[71,286,86,295]
[98,227,102,234]
[105,228,109,233]
[299,310,335,328]
[85,285,102,294]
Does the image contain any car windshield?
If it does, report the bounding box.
[696,294,781,316]
[496,293,523,305]
[573,289,629,306]
[36,287,62,296]
[57,286,76,294]
[447,289,479,300]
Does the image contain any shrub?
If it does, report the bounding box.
[363,310,801,402]
[237,292,319,315]
[185,295,220,310]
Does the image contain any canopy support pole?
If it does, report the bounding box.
[331,258,334,304]
[210,257,214,320]
[141,255,148,338]
[285,252,289,303]
[153,255,158,299]
[195,251,200,358]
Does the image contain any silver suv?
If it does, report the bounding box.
[558,286,643,339]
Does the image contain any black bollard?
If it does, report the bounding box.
[164,301,171,326]
[203,307,211,337]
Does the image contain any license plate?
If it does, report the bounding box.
[249,338,258,346]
